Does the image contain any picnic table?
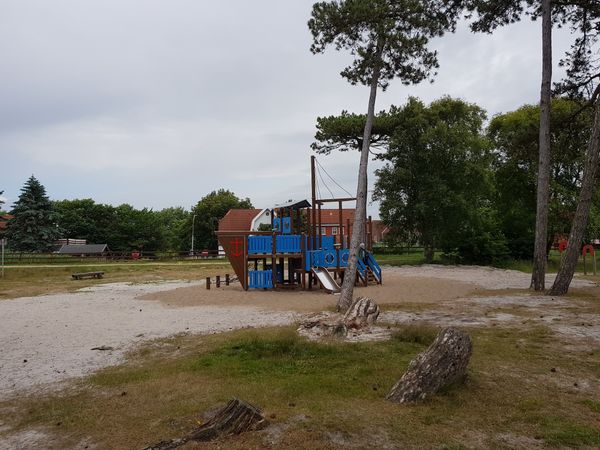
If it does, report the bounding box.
[72,271,104,280]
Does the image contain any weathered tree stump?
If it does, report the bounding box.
[142,398,268,449]
[189,398,268,441]
[343,297,380,328]
[298,298,380,340]
[386,327,472,404]
[298,318,348,338]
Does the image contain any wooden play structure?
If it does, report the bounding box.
[217,157,382,292]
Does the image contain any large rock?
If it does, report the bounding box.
[386,327,472,403]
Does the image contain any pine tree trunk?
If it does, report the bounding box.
[531,0,553,291]
[549,101,600,295]
[337,55,382,312]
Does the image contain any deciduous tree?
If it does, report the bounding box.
[190,189,253,251]
[309,0,462,311]
[374,97,506,264]
[488,99,594,259]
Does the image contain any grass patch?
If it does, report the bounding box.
[2,325,599,449]
[0,261,231,299]
[391,323,438,345]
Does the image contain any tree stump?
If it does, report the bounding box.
[298,318,348,338]
[142,398,268,449]
[298,298,380,340]
[386,327,472,404]
[343,297,380,328]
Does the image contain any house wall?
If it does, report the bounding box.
[250,209,272,231]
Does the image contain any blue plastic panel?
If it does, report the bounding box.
[249,270,273,289]
[305,249,350,271]
[248,236,271,254]
[248,235,302,254]
[276,235,301,253]
[366,252,382,281]
[282,217,292,234]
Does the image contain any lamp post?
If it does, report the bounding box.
[191,214,197,256]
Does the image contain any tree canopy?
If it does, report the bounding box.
[189,189,253,251]
[374,97,507,264]
[489,98,594,259]
[311,108,402,156]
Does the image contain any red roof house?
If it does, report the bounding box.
[218,209,264,232]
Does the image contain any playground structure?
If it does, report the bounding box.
[217,156,382,292]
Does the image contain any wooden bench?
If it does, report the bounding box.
[72,271,104,280]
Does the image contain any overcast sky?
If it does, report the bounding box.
[0,1,577,217]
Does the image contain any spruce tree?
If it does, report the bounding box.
[6,176,60,252]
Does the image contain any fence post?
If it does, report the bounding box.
[206,277,211,290]
[225,274,230,286]
[216,275,220,288]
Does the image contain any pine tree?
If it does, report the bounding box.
[308,0,462,311]
[6,176,60,252]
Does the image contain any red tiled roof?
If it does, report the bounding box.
[218,209,262,232]
[0,214,13,231]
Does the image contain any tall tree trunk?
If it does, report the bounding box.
[531,0,553,291]
[337,59,381,312]
[549,101,600,295]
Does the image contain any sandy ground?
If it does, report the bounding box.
[0,265,598,403]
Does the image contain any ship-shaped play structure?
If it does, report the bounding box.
[217,157,382,293]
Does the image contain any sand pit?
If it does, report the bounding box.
[140,271,478,311]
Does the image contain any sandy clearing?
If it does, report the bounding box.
[140,272,478,311]
[0,280,297,400]
[0,265,596,401]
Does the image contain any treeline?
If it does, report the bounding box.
[0,182,252,252]
[315,96,600,265]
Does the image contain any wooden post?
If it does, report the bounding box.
[318,202,322,249]
[216,275,221,288]
[206,277,211,290]
[368,215,373,250]
[584,252,587,275]
[225,274,230,286]
[271,232,276,288]
[311,156,317,252]
[244,235,249,291]
[338,200,344,249]
[346,218,351,249]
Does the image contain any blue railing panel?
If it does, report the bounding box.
[339,249,350,267]
[276,235,301,253]
[322,236,335,250]
[357,258,367,280]
[249,270,273,289]
[248,236,271,254]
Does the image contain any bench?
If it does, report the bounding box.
[72,271,104,280]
